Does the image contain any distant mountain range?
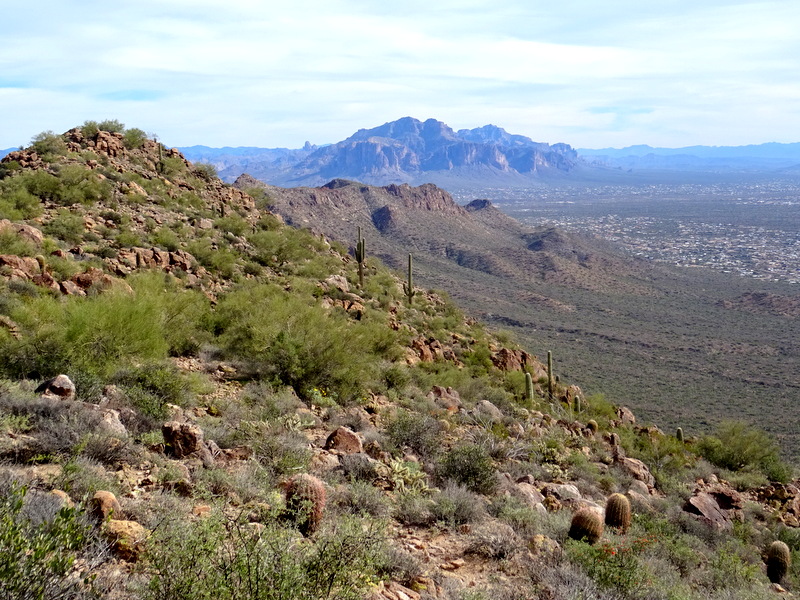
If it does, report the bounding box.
[180,117,579,186]
[579,142,800,172]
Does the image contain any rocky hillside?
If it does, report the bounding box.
[182,117,578,187]
[0,122,799,600]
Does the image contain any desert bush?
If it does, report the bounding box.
[192,162,218,181]
[0,483,101,599]
[30,130,67,158]
[385,409,442,459]
[437,444,497,494]
[489,494,541,537]
[111,361,194,419]
[466,522,519,560]
[216,282,374,403]
[393,491,434,526]
[0,177,43,220]
[431,483,486,528]
[565,534,654,596]
[123,127,147,149]
[332,481,390,518]
[142,511,384,600]
[97,119,125,134]
[43,208,85,244]
[697,420,791,483]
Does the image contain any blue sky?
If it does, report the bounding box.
[2,0,799,150]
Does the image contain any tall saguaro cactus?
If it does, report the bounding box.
[403,253,416,306]
[355,227,366,289]
[525,372,534,402]
[547,350,554,401]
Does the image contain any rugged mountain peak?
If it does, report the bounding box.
[260,117,577,187]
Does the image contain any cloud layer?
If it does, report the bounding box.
[2,0,799,149]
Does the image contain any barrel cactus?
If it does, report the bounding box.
[568,508,604,544]
[604,493,631,533]
[766,540,791,584]
[285,473,326,536]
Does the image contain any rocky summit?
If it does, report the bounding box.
[0,122,797,600]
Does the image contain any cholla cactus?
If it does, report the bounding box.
[569,508,604,544]
[604,493,631,533]
[766,540,791,583]
[285,474,326,536]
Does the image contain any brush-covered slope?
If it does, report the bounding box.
[0,123,798,600]
[235,175,800,462]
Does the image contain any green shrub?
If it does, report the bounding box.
[29,131,67,159]
[142,511,384,600]
[0,483,98,599]
[43,209,85,244]
[97,119,125,134]
[192,162,218,181]
[437,444,497,494]
[697,420,791,483]
[0,177,43,220]
[431,484,486,527]
[123,127,148,149]
[112,362,193,420]
[216,283,373,403]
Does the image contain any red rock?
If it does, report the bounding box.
[324,426,363,454]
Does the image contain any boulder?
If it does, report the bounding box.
[35,374,76,401]
[426,385,462,414]
[103,519,148,561]
[162,421,213,465]
[615,455,656,488]
[474,400,504,421]
[324,426,363,455]
[90,491,122,521]
[684,492,732,530]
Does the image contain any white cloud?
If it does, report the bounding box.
[1,0,800,148]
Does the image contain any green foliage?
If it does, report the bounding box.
[123,127,148,149]
[97,119,125,133]
[186,237,238,278]
[697,420,791,483]
[216,214,250,237]
[142,511,384,600]
[565,535,654,595]
[0,230,37,257]
[193,162,218,181]
[43,208,85,244]
[30,131,67,159]
[0,483,97,599]
[437,444,497,494]
[112,362,194,419]
[215,282,376,402]
[0,176,43,220]
[81,120,100,138]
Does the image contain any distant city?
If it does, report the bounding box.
[452,178,800,284]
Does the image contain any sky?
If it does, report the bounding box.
[2,0,800,150]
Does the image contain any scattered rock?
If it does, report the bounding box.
[427,385,462,413]
[90,491,123,521]
[35,374,76,401]
[474,400,503,421]
[103,519,148,561]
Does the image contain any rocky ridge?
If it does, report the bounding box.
[0,124,797,599]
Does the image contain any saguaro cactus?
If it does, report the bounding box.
[355,226,366,288]
[676,427,684,443]
[525,372,534,402]
[604,493,631,533]
[403,253,416,305]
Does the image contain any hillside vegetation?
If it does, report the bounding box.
[0,122,798,599]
